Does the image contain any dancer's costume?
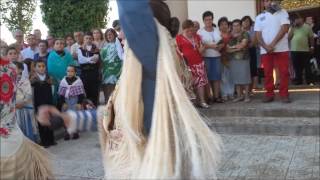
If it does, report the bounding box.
[63,1,222,179]
[0,58,53,179]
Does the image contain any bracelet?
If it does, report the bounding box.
[49,115,65,130]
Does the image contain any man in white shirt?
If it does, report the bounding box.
[21,34,39,60]
[70,31,84,60]
[254,0,291,103]
[70,31,84,76]
[33,29,42,45]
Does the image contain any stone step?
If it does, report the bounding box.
[199,91,319,118]
[201,107,319,118]
[205,116,319,136]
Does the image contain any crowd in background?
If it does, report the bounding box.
[0,5,319,148]
[175,11,319,107]
[1,20,124,147]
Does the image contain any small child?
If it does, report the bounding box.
[14,61,39,142]
[58,65,85,140]
[30,60,56,148]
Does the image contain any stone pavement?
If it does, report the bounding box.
[49,87,320,179]
[48,133,320,180]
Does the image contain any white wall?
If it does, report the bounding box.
[167,0,189,21]
[187,0,256,27]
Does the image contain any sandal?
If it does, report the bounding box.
[199,102,210,109]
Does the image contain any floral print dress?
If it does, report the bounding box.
[1,58,53,179]
[0,58,25,158]
[100,42,123,85]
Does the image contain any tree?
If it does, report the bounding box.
[0,0,37,33]
[40,0,109,38]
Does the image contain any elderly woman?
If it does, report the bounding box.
[227,19,251,102]
[197,11,224,103]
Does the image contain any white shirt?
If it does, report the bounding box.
[197,27,221,57]
[22,63,29,79]
[70,43,82,59]
[21,47,38,60]
[77,45,97,64]
[37,73,46,81]
[254,9,290,54]
[115,38,124,60]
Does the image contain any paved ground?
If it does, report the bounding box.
[48,132,320,180]
[49,87,320,179]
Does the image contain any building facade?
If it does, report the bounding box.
[167,0,320,28]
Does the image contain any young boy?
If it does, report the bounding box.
[58,65,85,140]
[30,60,56,148]
[77,32,100,106]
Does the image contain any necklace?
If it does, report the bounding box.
[182,35,196,49]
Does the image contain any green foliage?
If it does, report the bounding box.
[40,0,109,38]
[0,0,37,33]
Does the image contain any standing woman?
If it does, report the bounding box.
[227,19,251,102]
[78,32,101,106]
[92,28,107,50]
[218,17,234,101]
[100,28,123,103]
[47,39,75,106]
[197,11,224,103]
[242,16,259,92]
[176,19,209,108]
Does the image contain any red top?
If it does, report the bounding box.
[221,33,231,51]
[176,34,203,65]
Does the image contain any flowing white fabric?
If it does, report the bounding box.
[99,20,222,179]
